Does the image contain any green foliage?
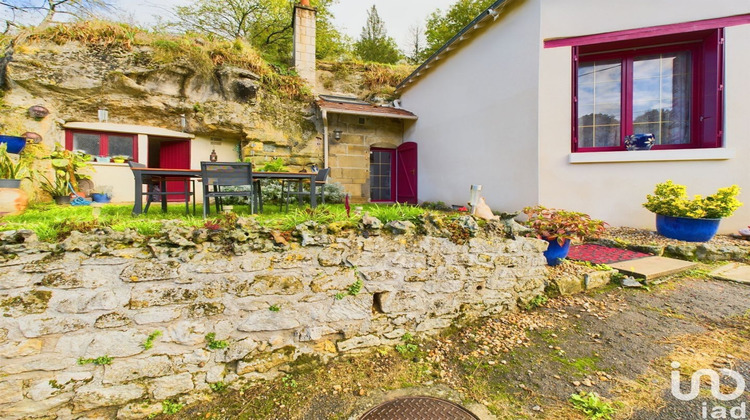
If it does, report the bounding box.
[424,0,497,59]
[643,180,743,219]
[281,374,298,388]
[0,143,34,180]
[353,5,401,64]
[77,355,113,365]
[161,400,184,415]
[569,392,617,419]
[209,381,227,393]
[334,292,345,300]
[40,143,93,196]
[142,330,162,350]
[523,205,607,245]
[269,304,281,312]
[257,158,289,172]
[525,295,548,310]
[205,333,228,350]
[395,332,419,355]
[347,278,363,296]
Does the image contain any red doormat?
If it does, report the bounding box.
[567,244,651,264]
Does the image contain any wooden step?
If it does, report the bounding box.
[609,256,698,281]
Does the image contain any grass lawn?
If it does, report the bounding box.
[0,202,429,242]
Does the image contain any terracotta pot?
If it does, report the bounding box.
[0,185,29,216]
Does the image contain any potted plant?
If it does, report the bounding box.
[40,144,93,205]
[523,206,607,265]
[643,180,742,242]
[111,155,128,164]
[0,143,34,215]
[90,185,112,203]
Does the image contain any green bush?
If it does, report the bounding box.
[643,180,742,219]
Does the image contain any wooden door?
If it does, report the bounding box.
[396,142,417,204]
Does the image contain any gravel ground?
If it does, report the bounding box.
[602,226,750,249]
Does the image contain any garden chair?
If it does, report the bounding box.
[200,162,259,218]
[129,161,196,215]
[280,168,329,212]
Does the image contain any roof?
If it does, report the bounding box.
[317,96,417,120]
[63,122,195,139]
[396,0,511,93]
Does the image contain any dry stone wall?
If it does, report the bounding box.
[0,227,547,419]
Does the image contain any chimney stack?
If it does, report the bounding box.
[293,1,316,88]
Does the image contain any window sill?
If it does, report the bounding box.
[569,148,735,164]
[90,162,129,167]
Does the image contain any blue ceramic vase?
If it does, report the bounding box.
[655,214,720,242]
[544,238,571,266]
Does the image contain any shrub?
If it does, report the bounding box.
[570,392,617,419]
[643,180,742,219]
[523,206,607,245]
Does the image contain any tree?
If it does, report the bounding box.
[405,24,424,64]
[353,5,400,64]
[423,0,495,57]
[0,0,113,30]
[173,0,349,64]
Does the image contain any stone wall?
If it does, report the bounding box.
[328,113,404,202]
[0,224,547,419]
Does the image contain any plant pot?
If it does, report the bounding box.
[0,135,27,154]
[91,193,111,203]
[53,195,71,205]
[95,156,110,163]
[544,238,571,266]
[112,158,126,164]
[655,214,720,242]
[0,179,21,188]
[0,182,28,216]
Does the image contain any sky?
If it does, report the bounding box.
[112,0,459,51]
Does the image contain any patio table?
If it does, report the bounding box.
[131,167,319,215]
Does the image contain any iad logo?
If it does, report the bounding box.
[670,361,747,419]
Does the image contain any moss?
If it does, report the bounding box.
[1,290,52,314]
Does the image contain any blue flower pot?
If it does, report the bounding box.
[655,214,721,242]
[544,238,571,266]
[0,135,27,154]
[90,193,111,203]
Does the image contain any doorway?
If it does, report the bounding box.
[148,137,191,201]
[369,142,418,203]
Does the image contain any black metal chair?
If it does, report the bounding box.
[200,162,259,218]
[129,161,195,215]
[280,168,330,212]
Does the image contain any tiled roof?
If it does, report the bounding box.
[317,98,417,119]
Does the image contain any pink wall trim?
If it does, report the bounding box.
[544,14,750,48]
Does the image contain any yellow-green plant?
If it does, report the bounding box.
[643,180,742,219]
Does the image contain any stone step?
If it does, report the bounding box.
[609,256,698,281]
[709,263,750,285]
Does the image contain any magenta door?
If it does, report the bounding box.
[396,142,417,204]
[159,140,191,201]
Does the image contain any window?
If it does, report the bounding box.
[573,29,723,152]
[65,130,137,160]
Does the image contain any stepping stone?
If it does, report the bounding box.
[609,256,698,281]
[709,263,750,285]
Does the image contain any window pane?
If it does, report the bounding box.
[633,51,691,145]
[577,60,621,148]
[109,135,135,158]
[370,151,392,201]
[72,133,100,156]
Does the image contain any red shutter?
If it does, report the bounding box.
[396,142,418,204]
[700,29,724,148]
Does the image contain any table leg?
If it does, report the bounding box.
[297,180,303,206]
[132,172,143,215]
[310,176,317,208]
[161,180,168,212]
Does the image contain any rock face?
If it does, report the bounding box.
[2,38,319,168]
[0,226,547,419]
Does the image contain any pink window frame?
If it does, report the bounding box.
[570,29,724,153]
[65,130,138,160]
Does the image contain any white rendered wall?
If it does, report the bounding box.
[401,0,542,212]
[538,1,750,233]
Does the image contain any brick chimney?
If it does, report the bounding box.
[293,0,316,88]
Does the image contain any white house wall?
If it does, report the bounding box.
[401,0,542,211]
[538,0,750,233]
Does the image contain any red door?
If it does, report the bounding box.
[396,142,417,204]
[159,140,191,201]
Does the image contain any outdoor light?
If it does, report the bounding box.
[180,114,187,132]
[469,184,482,214]
[332,130,342,140]
[97,108,108,122]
